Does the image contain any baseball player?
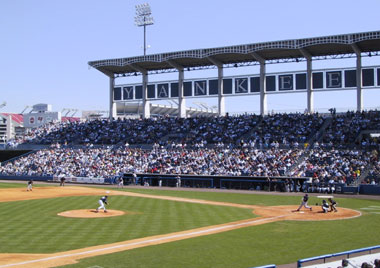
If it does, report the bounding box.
[322,200,329,213]
[296,193,312,211]
[132,173,137,185]
[328,198,338,212]
[117,177,124,188]
[27,179,33,191]
[60,177,66,187]
[96,196,108,213]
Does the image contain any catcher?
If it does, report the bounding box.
[96,195,108,213]
[322,200,329,213]
[328,198,338,212]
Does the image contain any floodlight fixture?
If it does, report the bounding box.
[135,3,151,16]
[135,3,154,56]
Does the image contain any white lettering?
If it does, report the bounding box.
[158,85,169,98]
[195,81,207,95]
[235,78,248,93]
[123,87,133,99]
[327,72,341,88]
[279,75,293,90]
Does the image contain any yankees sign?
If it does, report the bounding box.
[113,66,380,101]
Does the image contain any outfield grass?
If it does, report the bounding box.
[1,183,380,268]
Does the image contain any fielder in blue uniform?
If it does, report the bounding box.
[96,196,108,213]
[322,200,329,213]
[328,198,338,212]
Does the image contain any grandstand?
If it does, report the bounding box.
[0,109,379,194]
[1,32,380,196]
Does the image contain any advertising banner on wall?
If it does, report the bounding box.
[24,112,61,128]
[53,176,105,184]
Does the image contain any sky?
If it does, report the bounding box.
[1,0,380,116]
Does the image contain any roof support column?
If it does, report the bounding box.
[352,44,363,112]
[300,49,313,113]
[109,76,116,120]
[178,69,186,118]
[142,72,150,118]
[168,60,186,118]
[207,57,225,116]
[217,66,225,116]
[252,52,267,116]
[259,62,267,116]
[130,64,150,118]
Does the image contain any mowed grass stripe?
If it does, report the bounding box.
[121,188,303,206]
[0,194,253,253]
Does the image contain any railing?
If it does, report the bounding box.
[297,245,380,267]
[249,264,276,268]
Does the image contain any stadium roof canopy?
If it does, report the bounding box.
[89,31,380,77]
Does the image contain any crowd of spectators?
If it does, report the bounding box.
[8,111,380,150]
[11,112,326,148]
[363,151,380,184]
[322,110,380,148]
[0,146,304,179]
[1,144,378,186]
[185,114,261,145]
[247,113,325,148]
[292,148,373,186]
[16,117,177,145]
[2,110,380,184]
[11,115,262,146]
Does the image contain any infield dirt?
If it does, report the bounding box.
[0,186,361,268]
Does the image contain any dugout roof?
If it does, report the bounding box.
[89,31,380,77]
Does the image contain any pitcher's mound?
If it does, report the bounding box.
[58,209,126,218]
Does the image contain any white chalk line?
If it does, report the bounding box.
[0,215,287,267]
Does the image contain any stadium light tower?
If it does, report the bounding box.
[135,3,154,56]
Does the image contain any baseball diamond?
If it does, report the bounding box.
[0,185,367,268]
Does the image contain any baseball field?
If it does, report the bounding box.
[0,182,379,268]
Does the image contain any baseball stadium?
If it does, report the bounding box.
[1,3,380,268]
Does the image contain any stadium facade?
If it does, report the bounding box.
[89,31,380,119]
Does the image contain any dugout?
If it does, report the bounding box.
[123,173,309,191]
[0,150,32,162]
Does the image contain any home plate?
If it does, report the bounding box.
[299,211,305,214]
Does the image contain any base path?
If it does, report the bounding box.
[0,186,361,268]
